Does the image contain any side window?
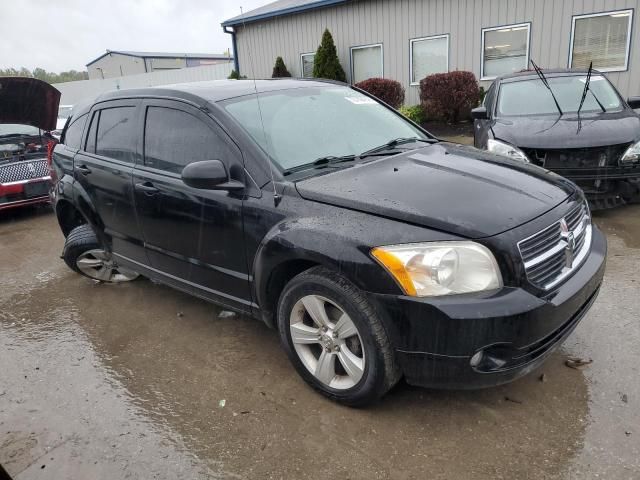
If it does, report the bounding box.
[483,84,496,114]
[144,106,235,175]
[85,111,98,153]
[62,113,87,150]
[95,106,137,162]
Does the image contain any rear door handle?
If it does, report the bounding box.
[135,182,160,195]
[76,165,91,175]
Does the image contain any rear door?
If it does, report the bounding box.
[132,99,251,308]
[73,100,146,262]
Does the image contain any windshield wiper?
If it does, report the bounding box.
[359,137,435,157]
[283,154,358,175]
[530,59,563,116]
[577,62,593,117]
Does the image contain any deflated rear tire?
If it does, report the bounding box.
[62,224,139,282]
[277,266,400,406]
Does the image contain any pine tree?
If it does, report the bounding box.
[272,56,292,78]
[312,29,346,82]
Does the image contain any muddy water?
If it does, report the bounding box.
[1,205,639,479]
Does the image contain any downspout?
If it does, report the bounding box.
[223,25,240,74]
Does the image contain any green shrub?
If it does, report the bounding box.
[398,105,426,125]
[478,86,486,105]
[228,69,247,80]
[272,56,292,78]
[313,29,346,82]
[355,78,405,108]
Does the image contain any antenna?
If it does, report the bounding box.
[240,6,281,207]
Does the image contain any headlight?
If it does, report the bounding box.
[371,242,503,297]
[620,140,640,164]
[487,139,529,163]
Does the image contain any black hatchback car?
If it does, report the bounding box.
[52,79,606,406]
[473,69,640,210]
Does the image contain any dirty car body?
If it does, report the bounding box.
[51,79,606,405]
[0,77,60,211]
[473,69,640,210]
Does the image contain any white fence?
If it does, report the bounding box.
[53,62,234,105]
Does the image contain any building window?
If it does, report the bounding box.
[481,23,531,80]
[410,34,449,85]
[350,44,383,84]
[569,10,633,72]
[300,53,315,78]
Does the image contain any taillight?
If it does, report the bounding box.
[46,140,55,167]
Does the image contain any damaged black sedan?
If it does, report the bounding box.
[473,69,640,209]
[52,79,605,406]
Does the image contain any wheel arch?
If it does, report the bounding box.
[251,221,401,328]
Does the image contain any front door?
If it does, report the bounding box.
[73,100,146,262]
[132,99,251,309]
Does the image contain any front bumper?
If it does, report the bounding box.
[551,166,640,209]
[368,226,607,389]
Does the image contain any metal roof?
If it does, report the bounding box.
[86,50,233,66]
[222,0,348,27]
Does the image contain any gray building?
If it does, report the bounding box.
[87,50,233,80]
[222,0,640,105]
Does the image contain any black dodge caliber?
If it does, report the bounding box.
[473,69,640,209]
[52,79,606,406]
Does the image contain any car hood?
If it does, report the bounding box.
[295,144,575,239]
[492,109,640,149]
[0,77,61,131]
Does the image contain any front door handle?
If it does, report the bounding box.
[76,164,91,175]
[135,182,160,195]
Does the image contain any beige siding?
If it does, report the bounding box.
[233,0,640,104]
[88,53,147,79]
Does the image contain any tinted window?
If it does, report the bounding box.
[63,114,87,150]
[85,111,98,153]
[95,107,136,162]
[144,106,234,174]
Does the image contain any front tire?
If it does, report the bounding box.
[277,266,400,406]
[62,225,139,282]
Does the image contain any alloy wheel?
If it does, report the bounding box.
[76,249,139,282]
[289,294,365,389]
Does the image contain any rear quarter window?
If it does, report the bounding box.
[62,114,87,150]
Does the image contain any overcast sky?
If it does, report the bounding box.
[1,0,267,72]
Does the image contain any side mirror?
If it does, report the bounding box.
[627,97,640,109]
[471,106,488,120]
[181,160,244,191]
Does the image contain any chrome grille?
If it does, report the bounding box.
[0,159,49,184]
[518,202,592,290]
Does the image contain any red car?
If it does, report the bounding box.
[0,77,61,211]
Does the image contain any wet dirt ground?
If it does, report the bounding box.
[1,205,639,479]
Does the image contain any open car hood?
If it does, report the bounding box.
[0,77,61,131]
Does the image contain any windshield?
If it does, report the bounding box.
[222,87,428,170]
[58,106,73,119]
[0,124,41,137]
[497,75,622,116]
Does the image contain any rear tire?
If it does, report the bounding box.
[277,266,400,406]
[62,225,139,282]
